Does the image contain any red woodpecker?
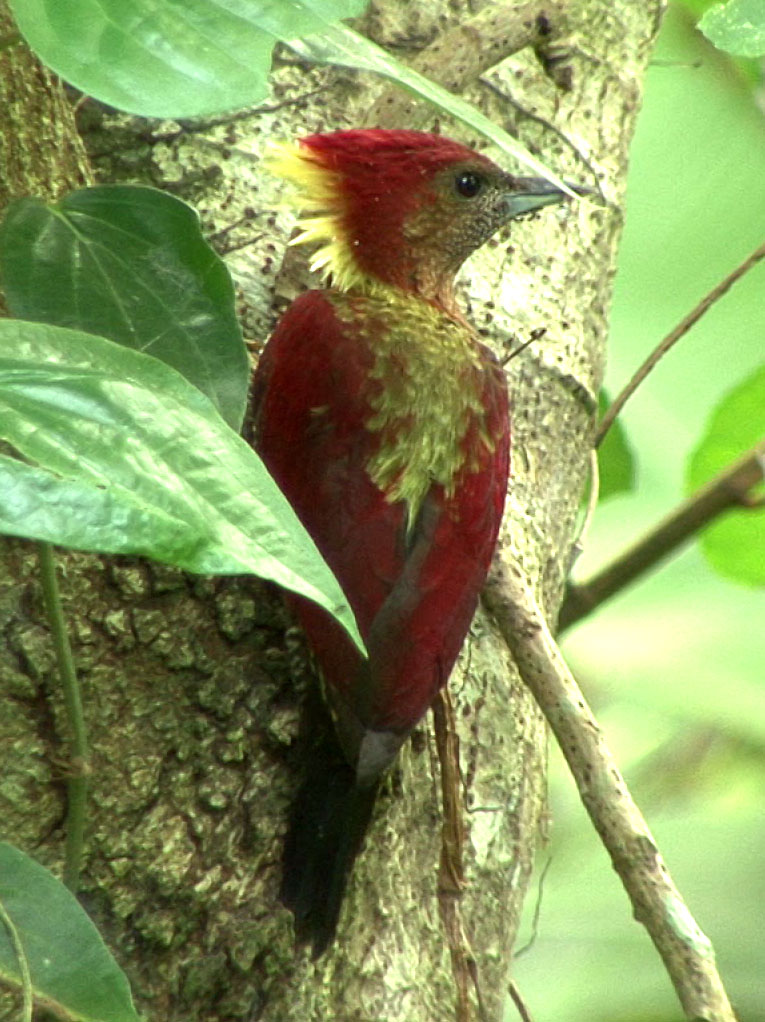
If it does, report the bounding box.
[251,129,578,954]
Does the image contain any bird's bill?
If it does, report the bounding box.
[502,176,592,220]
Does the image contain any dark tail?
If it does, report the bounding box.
[280,731,379,956]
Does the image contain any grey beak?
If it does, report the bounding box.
[502,176,592,220]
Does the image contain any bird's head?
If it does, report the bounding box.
[267,129,580,311]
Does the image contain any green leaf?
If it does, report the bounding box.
[699,0,765,56]
[9,0,366,117]
[597,391,636,502]
[9,0,569,190]
[0,843,139,1022]
[686,365,765,585]
[0,320,364,654]
[0,185,248,433]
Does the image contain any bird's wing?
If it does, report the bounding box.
[251,289,508,746]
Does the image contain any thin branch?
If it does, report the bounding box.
[514,856,553,959]
[37,543,90,891]
[508,978,535,1022]
[482,560,737,1022]
[597,240,765,447]
[559,442,765,630]
[566,446,600,577]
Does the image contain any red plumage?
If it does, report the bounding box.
[253,289,508,733]
[250,129,573,953]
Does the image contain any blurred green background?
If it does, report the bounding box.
[511,3,765,1020]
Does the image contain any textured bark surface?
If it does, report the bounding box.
[0,3,89,205]
[0,2,664,1020]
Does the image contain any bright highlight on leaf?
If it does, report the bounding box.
[687,365,765,586]
[699,0,765,57]
[9,0,367,117]
[0,320,365,654]
[0,842,139,1022]
[0,185,249,433]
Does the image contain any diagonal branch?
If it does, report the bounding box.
[482,558,737,1022]
[559,441,765,630]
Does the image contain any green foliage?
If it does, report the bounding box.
[699,0,765,56]
[0,185,248,432]
[0,319,363,653]
[597,392,636,502]
[2,0,763,1017]
[0,842,138,1021]
[8,0,566,187]
[9,0,367,117]
[687,366,765,584]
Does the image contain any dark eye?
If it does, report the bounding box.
[454,171,484,198]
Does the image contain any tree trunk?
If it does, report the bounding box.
[0,2,663,1020]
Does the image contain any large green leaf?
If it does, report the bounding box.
[686,366,765,586]
[9,0,366,118]
[0,185,248,433]
[0,319,364,653]
[0,843,139,1022]
[8,0,568,189]
[699,0,765,56]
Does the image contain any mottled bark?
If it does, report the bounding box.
[0,2,664,1021]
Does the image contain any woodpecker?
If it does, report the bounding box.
[250,129,577,954]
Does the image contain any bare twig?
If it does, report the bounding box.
[38,542,90,891]
[482,559,737,1022]
[514,856,553,958]
[508,978,535,1022]
[559,442,765,630]
[0,898,33,1022]
[597,240,765,447]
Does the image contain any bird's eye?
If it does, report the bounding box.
[454,171,484,198]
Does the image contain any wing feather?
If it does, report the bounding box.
[252,289,508,744]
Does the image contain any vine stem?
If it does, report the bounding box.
[0,899,33,1022]
[37,542,89,891]
[596,239,765,447]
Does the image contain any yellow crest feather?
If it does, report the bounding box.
[264,141,372,292]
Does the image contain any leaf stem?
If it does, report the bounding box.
[0,898,33,1022]
[37,543,89,891]
[597,239,765,447]
[558,442,765,630]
